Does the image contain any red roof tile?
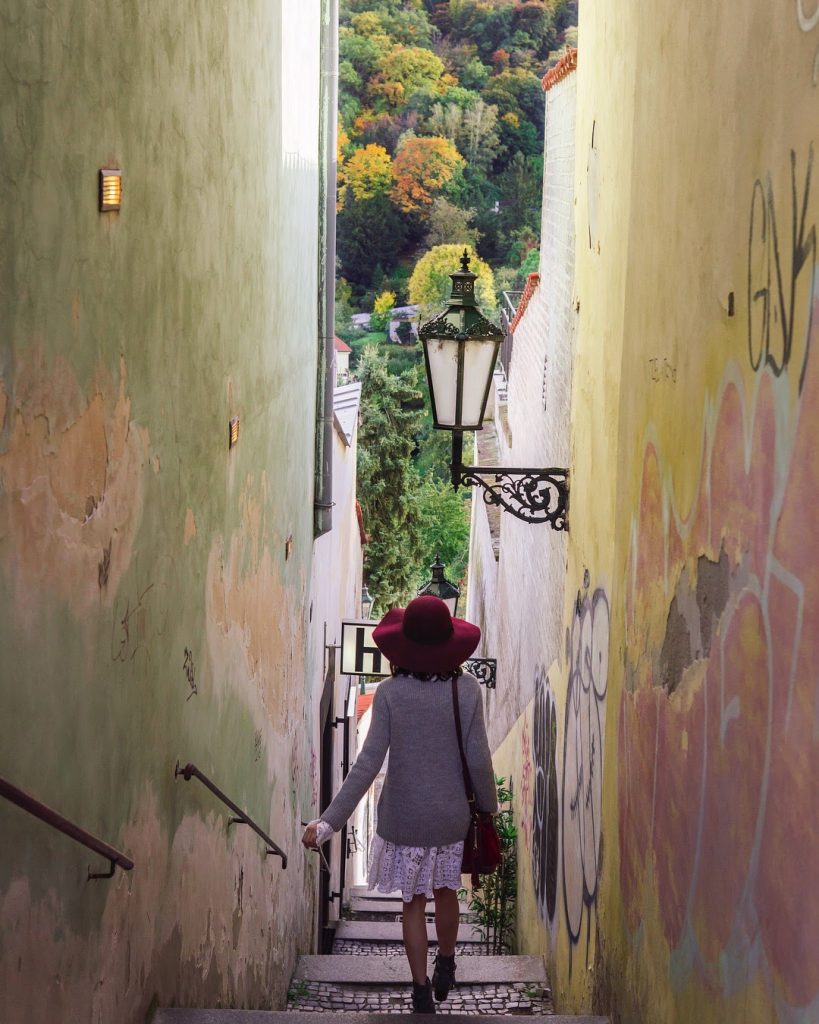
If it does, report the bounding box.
[334,336,352,353]
[542,48,578,91]
[356,692,374,722]
[509,272,540,333]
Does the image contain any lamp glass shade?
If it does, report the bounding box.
[461,337,500,428]
[423,338,459,427]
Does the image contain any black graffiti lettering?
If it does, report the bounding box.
[747,146,816,393]
[562,586,609,974]
[531,668,559,923]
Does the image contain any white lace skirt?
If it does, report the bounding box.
[368,835,464,903]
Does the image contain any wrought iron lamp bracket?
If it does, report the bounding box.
[464,658,497,689]
[455,464,569,529]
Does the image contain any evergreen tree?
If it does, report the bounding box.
[357,348,425,610]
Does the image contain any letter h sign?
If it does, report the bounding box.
[340,621,389,677]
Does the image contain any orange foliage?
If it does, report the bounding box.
[391,136,465,214]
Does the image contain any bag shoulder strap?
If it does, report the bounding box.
[452,676,476,807]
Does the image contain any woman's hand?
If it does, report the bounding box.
[301,822,320,849]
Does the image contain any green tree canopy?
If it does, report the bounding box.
[357,348,425,610]
[415,476,471,589]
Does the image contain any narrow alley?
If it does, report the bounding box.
[1,2,816,1024]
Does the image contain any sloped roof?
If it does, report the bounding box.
[357,692,374,722]
[542,48,578,91]
[334,335,352,353]
[333,380,362,447]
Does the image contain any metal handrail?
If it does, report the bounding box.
[0,775,134,880]
[501,289,523,319]
[174,761,287,868]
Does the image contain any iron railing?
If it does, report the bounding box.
[0,774,134,880]
[499,290,522,381]
[174,761,287,867]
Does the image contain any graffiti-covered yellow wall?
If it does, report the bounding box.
[493,5,818,1024]
[579,3,817,1022]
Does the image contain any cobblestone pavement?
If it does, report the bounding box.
[287,982,553,1015]
[332,940,490,957]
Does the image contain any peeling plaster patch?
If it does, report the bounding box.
[184,508,197,545]
[656,548,731,694]
[0,352,147,627]
[0,785,307,1022]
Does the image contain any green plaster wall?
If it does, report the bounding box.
[0,2,325,1020]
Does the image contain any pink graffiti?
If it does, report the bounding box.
[620,271,819,1011]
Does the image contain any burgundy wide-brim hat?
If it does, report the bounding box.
[372,595,481,674]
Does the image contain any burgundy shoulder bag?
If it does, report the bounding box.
[452,676,502,887]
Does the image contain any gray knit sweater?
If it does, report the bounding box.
[321,671,497,847]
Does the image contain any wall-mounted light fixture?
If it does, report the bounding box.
[419,251,570,528]
[361,585,374,620]
[99,169,122,212]
[417,555,460,616]
[229,417,240,449]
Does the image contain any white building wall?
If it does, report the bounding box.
[468,71,578,752]
[308,384,364,919]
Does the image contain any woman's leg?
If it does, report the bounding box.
[432,887,459,956]
[402,893,430,983]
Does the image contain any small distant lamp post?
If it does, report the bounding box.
[361,585,374,620]
[417,555,460,617]
[419,250,570,528]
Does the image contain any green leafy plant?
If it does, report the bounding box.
[460,775,517,954]
[288,980,310,1004]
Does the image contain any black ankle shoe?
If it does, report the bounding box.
[411,977,436,1014]
[432,953,456,1002]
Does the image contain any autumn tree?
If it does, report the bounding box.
[371,289,396,331]
[342,144,393,201]
[391,136,465,213]
[408,243,496,317]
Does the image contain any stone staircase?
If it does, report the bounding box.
[152,887,608,1023]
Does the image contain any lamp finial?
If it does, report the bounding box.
[460,249,470,272]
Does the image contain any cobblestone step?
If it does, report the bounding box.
[286,981,555,1016]
[334,920,484,943]
[157,1013,606,1023]
[294,955,548,985]
[332,939,488,957]
[350,897,472,916]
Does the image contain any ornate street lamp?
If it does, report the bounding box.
[417,555,460,616]
[419,250,569,528]
[361,585,374,620]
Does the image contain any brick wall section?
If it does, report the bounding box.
[468,70,577,750]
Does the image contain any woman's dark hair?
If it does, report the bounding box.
[390,664,463,682]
